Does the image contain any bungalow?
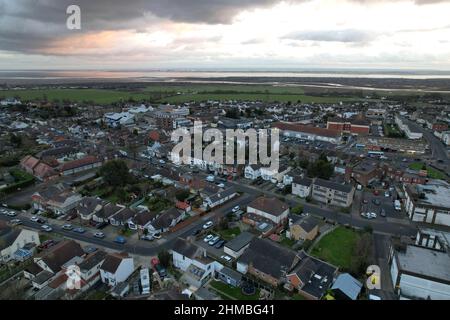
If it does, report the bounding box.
[203,187,237,209]
[59,156,102,176]
[93,203,124,223]
[100,252,135,287]
[109,207,136,227]
[286,251,338,300]
[0,221,40,263]
[147,208,183,235]
[246,196,289,226]
[274,122,342,145]
[32,183,82,216]
[128,211,157,231]
[171,238,223,288]
[76,197,106,221]
[288,215,320,241]
[34,240,85,274]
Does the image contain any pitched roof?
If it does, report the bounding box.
[132,211,157,226]
[293,177,313,187]
[248,196,289,216]
[296,215,320,233]
[20,155,40,171]
[101,252,130,274]
[77,197,106,216]
[111,207,135,222]
[172,238,199,259]
[78,250,107,272]
[152,208,182,230]
[0,222,21,251]
[38,240,84,273]
[59,156,101,172]
[239,237,298,279]
[98,203,123,219]
[224,231,255,252]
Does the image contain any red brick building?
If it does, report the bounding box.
[432,123,448,132]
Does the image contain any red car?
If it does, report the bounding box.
[373,190,380,196]
[38,239,55,250]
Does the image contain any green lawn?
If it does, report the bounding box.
[310,227,359,269]
[209,281,260,300]
[217,227,241,241]
[408,162,446,180]
[384,124,405,138]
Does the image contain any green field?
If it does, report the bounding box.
[310,227,359,269]
[408,162,446,179]
[1,83,361,105]
[0,89,151,105]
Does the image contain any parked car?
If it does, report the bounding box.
[214,240,225,249]
[373,190,380,196]
[73,227,86,234]
[10,219,22,226]
[114,236,126,244]
[217,183,225,188]
[153,233,161,239]
[372,199,381,206]
[39,240,55,250]
[36,218,46,224]
[208,236,220,246]
[191,228,201,236]
[231,206,240,213]
[221,255,232,262]
[30,216,39,222]
[202,221,213,229]
[384,191,390,198]
[94,232,105,238]
[203,234,214,243]
[380,208,386,217]
[141,235,154,241]
[62,224,73,231]
[6,211,16,217]
[362,199,368,204]
[41,225,53,232]
[84,246,98,254]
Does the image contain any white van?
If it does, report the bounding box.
[394,200,401,211]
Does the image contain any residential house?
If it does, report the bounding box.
[171,238,223,288]
[245,196,289,226]
[31,183,82,216]
[237,237,299,287]
[288,215,320,241]
[147,208,183,235]
[0,221,40,263]
[203,187,237,209]
[34,240,85,274]
[92,203,124,223]
[109,208,136,227]
[100,252,135,287]
[274,122,342,144]
[128,211,157,231]
[286,250,338,300]
[292,177,313,198]
[76,197,106,221]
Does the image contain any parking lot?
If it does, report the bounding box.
[360,189,401,220]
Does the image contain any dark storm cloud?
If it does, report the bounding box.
[0,0,311,53]
[0,0,448,54]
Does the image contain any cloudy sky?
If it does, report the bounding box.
[0,0,449,70]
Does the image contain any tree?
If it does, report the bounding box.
[9,134,22,147]
[350,233,373,276]
[291,205,303,215]
[158,250,171,268]
[99,160,132,188]
[175,189,190,202]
